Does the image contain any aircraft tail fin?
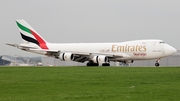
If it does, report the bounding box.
[16,19,49,49]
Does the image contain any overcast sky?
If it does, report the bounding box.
[0,0,180,57]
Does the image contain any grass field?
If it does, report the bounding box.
[0,66,180,101]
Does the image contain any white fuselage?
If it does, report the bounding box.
[25,39,175,61]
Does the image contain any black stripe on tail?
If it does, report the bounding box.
[20,33,40,46]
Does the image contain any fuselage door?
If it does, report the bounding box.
[152,41,165,58]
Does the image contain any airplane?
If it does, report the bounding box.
[6,19,177,67]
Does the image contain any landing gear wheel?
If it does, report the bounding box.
[86,62,91,66]
[86,63,99,66]
[93,63,99,66]
[102,63,110,66]
[155,58,160,67]
[86,60,99,66]
[155,62,160,67]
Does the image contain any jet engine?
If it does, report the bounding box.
[59,53,74,61]
[92,55,108,63]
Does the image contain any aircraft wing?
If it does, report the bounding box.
[29,49,129,62]
[6,44,129,63]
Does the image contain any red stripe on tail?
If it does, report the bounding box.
[30,30,49,49]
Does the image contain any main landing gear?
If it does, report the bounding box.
[86,60,99,66]
[86,60,110,66]
[155,59,160,67]
[102,63,110,66]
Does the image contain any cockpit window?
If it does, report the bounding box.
[159,41,165,43]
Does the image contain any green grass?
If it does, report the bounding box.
[0,66,180,101]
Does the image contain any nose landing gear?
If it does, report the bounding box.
[155,59,160,67]
[155,62,160,67]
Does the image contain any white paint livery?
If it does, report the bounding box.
[6,20,177,66]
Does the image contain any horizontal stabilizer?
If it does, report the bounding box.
[6,43,20,48]
[29,49,59,52]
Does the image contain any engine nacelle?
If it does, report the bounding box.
[59,53,74,61]
[92,55,108,63]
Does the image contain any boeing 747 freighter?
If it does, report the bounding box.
[6,20,177,66]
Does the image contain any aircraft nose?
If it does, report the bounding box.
[164,44,177,56]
